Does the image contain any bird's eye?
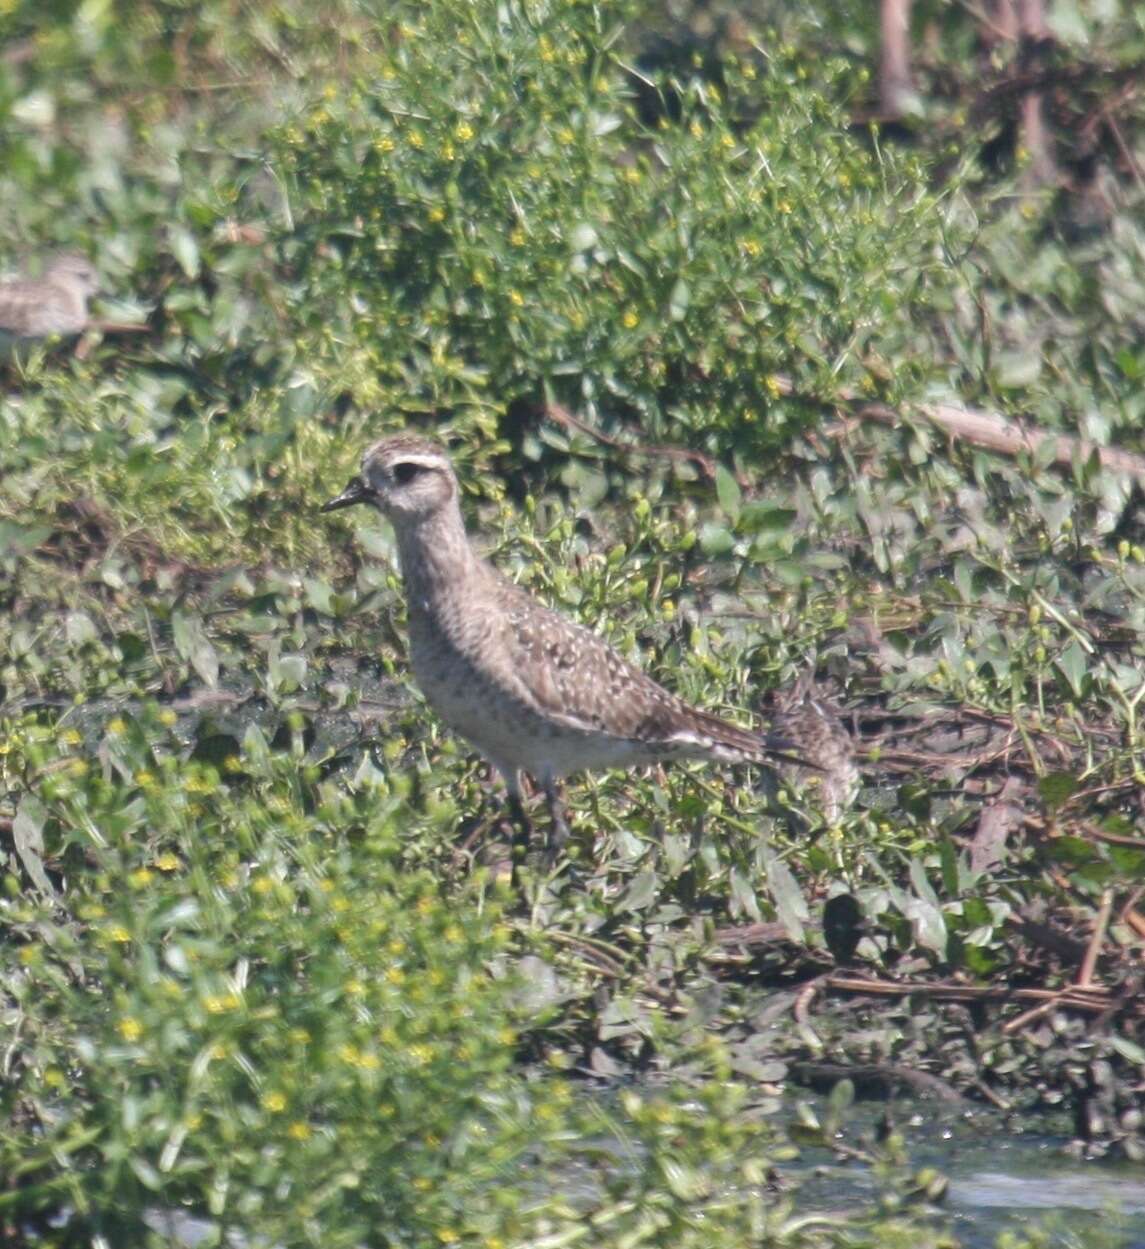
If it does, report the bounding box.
[392,461,423,485]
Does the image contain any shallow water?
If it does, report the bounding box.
[793,1110,1145,1248]
[127,1115,1145,1249]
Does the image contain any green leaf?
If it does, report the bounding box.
[739,503,796,534]
[617,870,658,913]
[1038,771,1079,810]
[668,277,690,322]
[938,835,959,896]
[902,860,948,957]
[168,224,201,278]
[1054,641,1088,698]
[1110,1035,1145,1066]
[65,611,99,647]
[714,464,741,523]
[698,522,735,556]
[765,852,808,942]
[172,611,219,687]
[13,795,54,896]
[729,867,762,922]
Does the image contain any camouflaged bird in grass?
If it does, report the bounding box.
[0,253,99,358]
[322,434,819,862]
[766,675,858,825]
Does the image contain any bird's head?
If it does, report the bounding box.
[321,434,458,528]
[45,252,100,297]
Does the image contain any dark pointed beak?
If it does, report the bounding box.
[320,475,376,513]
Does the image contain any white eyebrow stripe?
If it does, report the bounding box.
[384,453,446,470]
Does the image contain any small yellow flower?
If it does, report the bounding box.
[263,1091,287,1112]
[346,977,366,995]
[154,853,180,872]
[538,35,555,62]
[440,140,455,161]
[622,308,639,329]
[778,200,792,214]
[252,877,273,895]
[384,967,405,986]
[211,1043,229,1059]
[359,1051,380,1070]
[128,868,154,888]
[556,126,575,146]
[158,709,177,727]
[287,1121,311,1141]
[223,755,242,773]
[118,1017,143,1041]
[107,925,131,943]
[443,924,463,943]
[106,718,127,736]
[741,238,761,257]
[437,1230,459,1244]
[690,120,703,139]
[374,135,396,154]
[408,129,424,149]
[509,227,526,246]
[18,946,38,965]
[428,205,446,223]
[455,120,474,141]
[338,1044,361,1065]
[764,374,782,400]
[508,290,524,307]
[204,992,240,1014]
[59,728,83,746]
[69,759,88,777]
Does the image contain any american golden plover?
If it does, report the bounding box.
[767,676,857,825]
[322,434,812,857]
[0,252,99,353]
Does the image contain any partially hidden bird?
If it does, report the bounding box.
[322,434,819,861]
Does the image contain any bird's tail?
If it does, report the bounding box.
[678,706,818,771]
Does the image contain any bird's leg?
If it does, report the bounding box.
[502,771,534,885]
[541,770,571,859]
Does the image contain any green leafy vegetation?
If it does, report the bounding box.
[3,0,1145,1245]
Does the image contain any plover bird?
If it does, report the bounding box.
[0,252,99,356]
[322,434,813,860]
[766,675,857,824]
